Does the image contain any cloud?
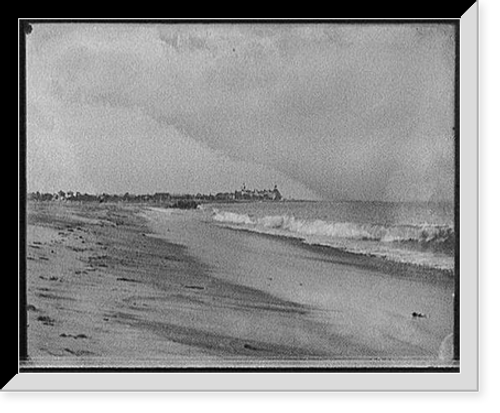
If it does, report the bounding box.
[27,23,455,201]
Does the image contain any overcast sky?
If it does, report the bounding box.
[26,23,455,201]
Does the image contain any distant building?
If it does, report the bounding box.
[215,192,235,201]
[234,184,282,201]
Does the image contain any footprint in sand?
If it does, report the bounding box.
[184,285,205,290]
[63,348,94,356]
[116,277,140,283]
[37,315,55,326]
[39,275,62,282]
[243,343,265,352]
[60,333,89,339]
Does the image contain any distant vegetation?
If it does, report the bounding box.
[27,185,283,209]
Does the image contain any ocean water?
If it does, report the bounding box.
[203,201,455,272]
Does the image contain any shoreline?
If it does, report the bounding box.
[214,224,455,283]
[145,206,455,364]
[23,201,455,368]
[205,202,455,273]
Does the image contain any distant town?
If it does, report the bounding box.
[28,184,283,209]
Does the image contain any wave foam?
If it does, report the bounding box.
[212,210,454,248]
[211,209,456,271]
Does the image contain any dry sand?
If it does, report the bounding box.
[23,202,455,368]
[25,202,213,367]
[23,202,335,367]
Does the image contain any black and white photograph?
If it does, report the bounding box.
[18,18,466,378]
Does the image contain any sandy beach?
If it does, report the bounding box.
[17,22,474,399]
[23,201,455,368]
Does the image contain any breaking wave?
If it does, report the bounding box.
[213,210,453,248]
[212,210,455,270]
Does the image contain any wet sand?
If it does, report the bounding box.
[23,202,455,368]
[146,207,456,365]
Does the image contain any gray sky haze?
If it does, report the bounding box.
[26,23,456,201]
